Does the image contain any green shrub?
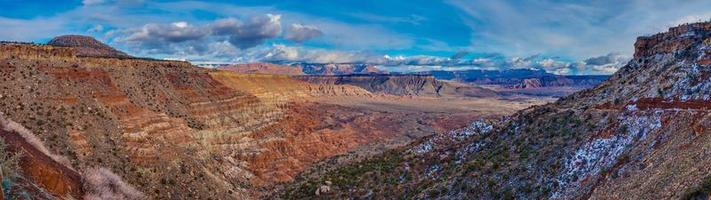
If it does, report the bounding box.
[683,175,711,200]
[0,139,22,178]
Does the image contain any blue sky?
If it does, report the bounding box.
[0,0,710,74]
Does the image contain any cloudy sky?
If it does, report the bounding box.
[1,0,710,74]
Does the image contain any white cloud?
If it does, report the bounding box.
[151,1,413,50]
[211,14,282,49]
[285,23,323,42]
[581,53,629,74]
[112,14,285,56]
[250,44,379,63]
[121,21,209,43]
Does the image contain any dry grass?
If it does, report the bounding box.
[0,113,72,168]
[82,167,145,200]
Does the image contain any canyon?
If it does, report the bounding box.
[0,36,542,199]
[2,2,709,200]
[5,14,707,200]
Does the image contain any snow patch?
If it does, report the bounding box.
[408,119,493,155]
[551,111,661,199]
[426,164,441,178]
[411,141,434,154]
[626,104,638,111]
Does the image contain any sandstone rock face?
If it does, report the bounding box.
[512,78,543,88]
[209,72,374,104]
[279,22,711,200]
[47,35,131,58]
[634,22,711,58]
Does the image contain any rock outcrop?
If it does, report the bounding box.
[279,21,711,200]
[634,22,711,58]
[512,78,543,88]
[47,35,131,58]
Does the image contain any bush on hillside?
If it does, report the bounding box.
[83,167,145,200]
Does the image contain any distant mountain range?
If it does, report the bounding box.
[426,68,610,88]
[220,63,383,75]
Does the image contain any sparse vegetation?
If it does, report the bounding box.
[0,138,22,178]
[0,115,72,168]
[0,138,23,199]
[82,167,145,200]
[283,150,403,199]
